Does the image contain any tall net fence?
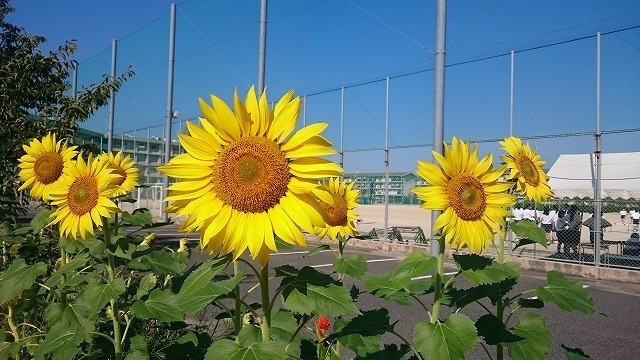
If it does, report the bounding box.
[72,1,640,269]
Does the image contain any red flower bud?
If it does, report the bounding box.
[315,316,331,338]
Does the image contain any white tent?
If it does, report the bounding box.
[547,152,640,200]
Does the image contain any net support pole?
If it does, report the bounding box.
[340,86,344,168]
[594,32,602,265]
[161,3,177,222]
[384,77,390,241]
[257,0,267,94]
[430,0,447,257]
[107,39,117,152]
[508,50,515,257]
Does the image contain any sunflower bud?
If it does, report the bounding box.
[315,316,331,339]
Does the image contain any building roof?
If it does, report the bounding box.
[344,172,418,178]
[547,152,640,200]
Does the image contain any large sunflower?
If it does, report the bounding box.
[98,151,140,197]
[49,154,121,240]
[499,136,554,203]
[314,178,359,241]
[159,87,342,266]
[18,133,78,202]
[413,137,516,253]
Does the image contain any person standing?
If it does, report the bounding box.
[620,208,627,225]
[550,207,559,242]
[540,208,555,245]
[512,206,523,223]
[632,210,640,232]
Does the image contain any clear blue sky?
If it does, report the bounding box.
[7,0,640,172]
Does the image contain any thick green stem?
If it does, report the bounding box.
[102,217,123,360]
[233,261,242,337]
[430,236,445,324]
[60,247,67,307]
[496,298,505,360]
[498,236,505,264]
[260,262,272,341]
[7,305,20,360]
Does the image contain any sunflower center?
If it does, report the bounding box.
[67,177,99,216]
[110,166,127,186]
[321,194,349,226]
[446,174,486,221]
[213,137,290,213]
[517,156,540,186]
[34,152,64,184]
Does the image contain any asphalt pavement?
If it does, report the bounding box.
[153,225,640,359]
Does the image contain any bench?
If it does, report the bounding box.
[365,226,427,244]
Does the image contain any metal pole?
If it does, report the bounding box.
[161,3,177,222]
[72,63,78,101]
[430,0,447,257]
[121,133,124,152]
[508,50,515,257]
[257,0,268,94]
[133,129,137,162]
[594,32,602,265]
[303,95,306,127]
[107,39,117,152]
[384,77,390,241]
[340,86,344,168]
[179,120,183,154]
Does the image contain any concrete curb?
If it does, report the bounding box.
[309,236,640,284]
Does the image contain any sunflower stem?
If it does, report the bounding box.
[260,261,272,341]
[233,261,242,337]
[102,217,123,360]
[430,236,445,324]
[59,247,67,307]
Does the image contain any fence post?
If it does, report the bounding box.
[508,50,515,258]
[340,86,344,168]
[161,3,177,222]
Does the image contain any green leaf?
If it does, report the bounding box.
[303,244,330,258]
[333,254,367,279]
[0,258,47,306]
[445,277,517,310]
[44,252,91,288]
[355,344,411,360]
[273,264,298,277]
[122,208,153,227]
[274,235,295,250]
[0,340,20,360]
[474,314,523,345]
[413,314,477,360]
[562,345,593,359]
[176,258,230,301]
[536,271,596,314]
[329,309,393,339]
[281,267,359,316]
[178,273,245,313]
[135,273,158,300]
[340,332,381,358]
[391,251,436,283]
[513,237,538,250]
[204,339,286,360]
[34,321,86,360]
[125,335,149,360]
[362,274,411,306]
[107,236,151,260]
[511,220,547,248]
[517,298,544,309]
[142,249,188,276]
[270,309,300,359]
[453,253,492,270]
[30,208,54,232]
[237,326,261,346]
[461,261,520,285]
[506,312,552,360]
[76,279,126,321]
[130,289,183,322]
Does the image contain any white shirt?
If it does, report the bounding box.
[633,212,640,220]
[523,209,536,221]
[512,208,523,220]
[620,210,627,216]
[540,213,554,225]
[550,210,558,224]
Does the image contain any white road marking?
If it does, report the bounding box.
[311,257,399,268]
[271,250,332,256]
[411,271,459,281]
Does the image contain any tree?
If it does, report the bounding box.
[0,0,132,215]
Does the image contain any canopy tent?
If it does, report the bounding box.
[547,152,640,200]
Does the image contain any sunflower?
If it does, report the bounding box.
[98,151,140,197]
[412,137,516,253]
[314,178,359,241]
[48,154,121,240]
[18,133,78,202]
[158,87,342,266]
[499,136,554,203]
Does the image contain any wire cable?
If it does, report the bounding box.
[447,0,497,52]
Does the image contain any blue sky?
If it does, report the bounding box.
[8,0,640,172]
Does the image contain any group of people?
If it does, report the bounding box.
[512,204,583,254]
[619,209,640,231]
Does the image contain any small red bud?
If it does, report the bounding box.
[315,316,331,338]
